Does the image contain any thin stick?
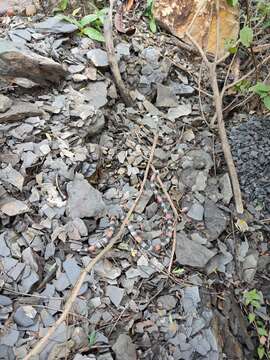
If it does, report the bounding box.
[24,132,159,360]
[186,32,244,215]
[222,53,270,95]
[104,0,132,107]
[209,62,244,214]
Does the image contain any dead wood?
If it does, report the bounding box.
[104,0,133,107]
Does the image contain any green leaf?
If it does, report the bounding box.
[248,313,256,323]
[243,289,263,307]
[258,327,268,337]
[88,331,96,348]
[172,267,185,275]
[57,0,69,11]
[240,26,253,47]
[263,19,270,29]
[258,346,265,359]
[97,7,109,24]
[149,17,157,33]
[57,15,81,28]
[263,96,270,110]
[82,27,105,42]
[80,14,99,27]
[147,0,153,8]
[250,82,270,95]
[227,0,238,6]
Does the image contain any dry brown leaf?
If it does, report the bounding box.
[153,0,239,57]
[124,0,135,12]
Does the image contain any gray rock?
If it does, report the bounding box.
[72,73,87,82]
[0,40,67,86]
[156,84,178,108]
[0,95,12,113]
[87,110,105,137]
[167,104,191,121]
[171,83,195,96]
[63,258,81,285]
[74,354,96,360]
[20,269,39,293]
[115,43,130,58]
[0,329,19,346]
[181,286,200,314]
[187,202,204,221]
[94,260,121,280]
[192,171,208,191]
[157,295,177,310]
[0,234,10,256]
[242,250,258,282]
[97,354,113,360]
[106,285,125,308]
[66,174,106,219]
[135,190,153,214]
[0,102,42,123]
[87,49,109,67]
[13,306,37,327]
[219,173,233,204]
[80,82,108,109]
[35,16,78,33]
[191,317,206,335]
[8,262,25,281]
[206,252,233,274]
[142,47,160,63]
[68,64,85,74]
[176,232,216,268]
[0,198,29,216]
[72,327,89,350]
[190,334,211,355]
[9,29,32,42]
[187,150,213,171]
[10,123,34,139]
[0,295,12,306]
[22,247,38,272]
[0,344,15,360]
[40,309,55,327]
[112,334,137,360]
[204,200,228,240]
[54,273,70,292]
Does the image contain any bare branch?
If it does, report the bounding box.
[104,0,132,106]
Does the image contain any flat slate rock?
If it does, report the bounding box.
[87,49,109,67]
[0,95,12,113]
[156,84,178,108]
[0,198,29,216]
[112,334,137,360]
[0,102,42,123]
[66,174,106,219]
[34,16,78,34]
[204,199,228,241]
[106,286,124,308]
[0,40,67,86]
[176,232,216,268]
[0,165,24,191]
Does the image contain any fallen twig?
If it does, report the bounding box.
[24,132,159,360]
[185,31,244,215]
[104,0,132,107]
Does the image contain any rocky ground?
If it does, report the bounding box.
[0,2,269,360]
